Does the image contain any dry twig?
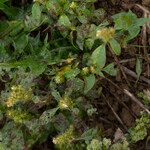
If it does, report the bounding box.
[102,94,128,131]
[124,89,150,115]
[105,78,150,115]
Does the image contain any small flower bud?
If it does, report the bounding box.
[81,67,90,75]
[96,27,115,42]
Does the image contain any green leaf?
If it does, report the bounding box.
[39,107,59,125]
[0,122,24,150]
[97,71,105,77]
[109,38,121,55]
[32,2,42,21]
[135,18,150,27]
[76,34,84,50]
[81,128,98,141]
[64,68,80,79]
[46,0,61,16]
[84,74,96,94]
[71,78,84,92]
[0,57,47,76]
[136,58,142,80]
[103,63,117,76]
[17,58,46,75]
[126,26,140,41]
[0,2,18,18]
[77,15,88,24]
[85,38,95,50]
[27,59,47,75]
[113,11,137,30]
[58,14,71,28]
[51,90,61,101]
[91,44,106,68]
[13,34,28,52]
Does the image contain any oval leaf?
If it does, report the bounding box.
[91,44,106,68]
[32,2,41,21]
[109,38,121,55]
[58,14,71,28]
[84,74,95,94]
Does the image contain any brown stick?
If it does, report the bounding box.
[124,89,150,115]
[102,84,137,118]
[119,58,135,64]
[102,94,128,131]
[105,78,150,115]
[109,88,137,118]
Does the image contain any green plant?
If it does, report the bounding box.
[127,112,150,143]
[0,0,150,149]
[138,90,150,105]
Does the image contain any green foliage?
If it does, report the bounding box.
[0,122,24,150]
[0,0,150,149]
[138,91,150,105]
[110,139,129,150]
[53,125,75,149]
[113,10,150,44]
[86,137,129,150]
[0,0,19,18]
[128,113,150,143]
[87,138,111,150]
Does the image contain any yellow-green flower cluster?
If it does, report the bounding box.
[81,66,96,75]
[7,109,31,123]
[59,96,74,110]
[65,57,74,64]
[6,85,33,107]
[81,67,90,75]
[70,2,77,9]
[96,28,115,42]
[55,66,72,84]
[53,125,75,145]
